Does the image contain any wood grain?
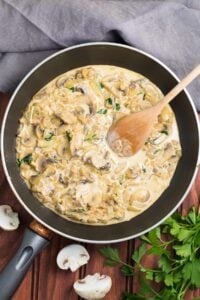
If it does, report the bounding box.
[0,93,199,300]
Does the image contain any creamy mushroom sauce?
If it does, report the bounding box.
[16,66,181,225]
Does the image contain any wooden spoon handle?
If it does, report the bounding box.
[163,64,200,105]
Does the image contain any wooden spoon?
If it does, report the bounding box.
[107,64,200,157]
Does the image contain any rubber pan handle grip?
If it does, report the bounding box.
[0,228,50,300]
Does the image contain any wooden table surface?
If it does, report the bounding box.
[0,92,199,300]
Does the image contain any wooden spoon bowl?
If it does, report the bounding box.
[107,64,200,156]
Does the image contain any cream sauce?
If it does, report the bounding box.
[16,65,181,225]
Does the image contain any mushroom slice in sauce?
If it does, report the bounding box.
[83,150,111,171]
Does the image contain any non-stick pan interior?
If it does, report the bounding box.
[2,43,199,242]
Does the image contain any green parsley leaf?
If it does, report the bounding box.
[132,243,146,264]
[99,207,200,300]
[160,130,168,135]
[105,97,113,105]
[44,132,54,141]
[96,108,107,114]
[96,82,104,90]
[172,271,182,284]
[182,259,200,287]
[99,246,120,266]
[138,275,157,296]
[158,255,171,273]
[16,159,21,167]
[120,265,134,276]
[17,153,32,167]
[148,228,160,246]
[119,175,125,185]
[115,103,121,111]
[122,292,146,300]
[142,166,146,173]
[186,207,196,224]
[66,131,72,142]
[84,133,98,142]
[154,272,164,283]
[146,245,168,256]
[173,243,191,257]
[164,274,173,287]
[177,228,192,241]
[182,261,193,281]
[154,149,161,154]
[145,271,154,281]
[99,82,104,89]
[68,86,75,92]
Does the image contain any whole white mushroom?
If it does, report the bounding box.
[56,244,90,272]
[0,205,20,231]
[73,273,112,300]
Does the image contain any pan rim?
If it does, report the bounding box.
[1,42,200,243]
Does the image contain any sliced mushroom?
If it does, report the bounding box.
[29,105,41,125]
[56,75,75,88]
[70,130,84,156]
[83,150,111,170]
[20,164,38,180]
[51,116,63,127]
[0,205,20,231]
[19,125,37,148]
[73,273,112,300]
[80,166,95,183]
[151,133,168,145]
[125,81,137,98]
[57,143,69,157]
[41,115,62,129]
[75,104,91,123]
[162,143,175,161]
[126,167,141,180]
[43,165,56,177]
[127,189,151,211]
[140,80,163,105]
[35,125,44,139]
[57,124,70,135]
[56,111,77,124]
[158,106,173,123]
[75,67,96,80]
[114,161,128,174]
[21,136,37,148]
[35,156,48,172]
[56,244,90,272]
[30,175,42,191]
[76,182,103,206]
[130,189,150,203]
[58,174,69,185]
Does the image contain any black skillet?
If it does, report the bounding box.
[0,43,199,299]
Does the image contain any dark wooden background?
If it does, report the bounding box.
[0,92,199,300]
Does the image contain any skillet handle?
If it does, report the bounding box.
[0,221,53,300]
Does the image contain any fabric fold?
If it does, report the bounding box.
[0,0,199,110]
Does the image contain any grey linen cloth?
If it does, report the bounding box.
[0,0,200,110]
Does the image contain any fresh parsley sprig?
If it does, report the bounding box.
[100,207,200,300]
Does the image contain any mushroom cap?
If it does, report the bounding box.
[0,205,20,231]
[56,244,90,272]
[73,273,112,300]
